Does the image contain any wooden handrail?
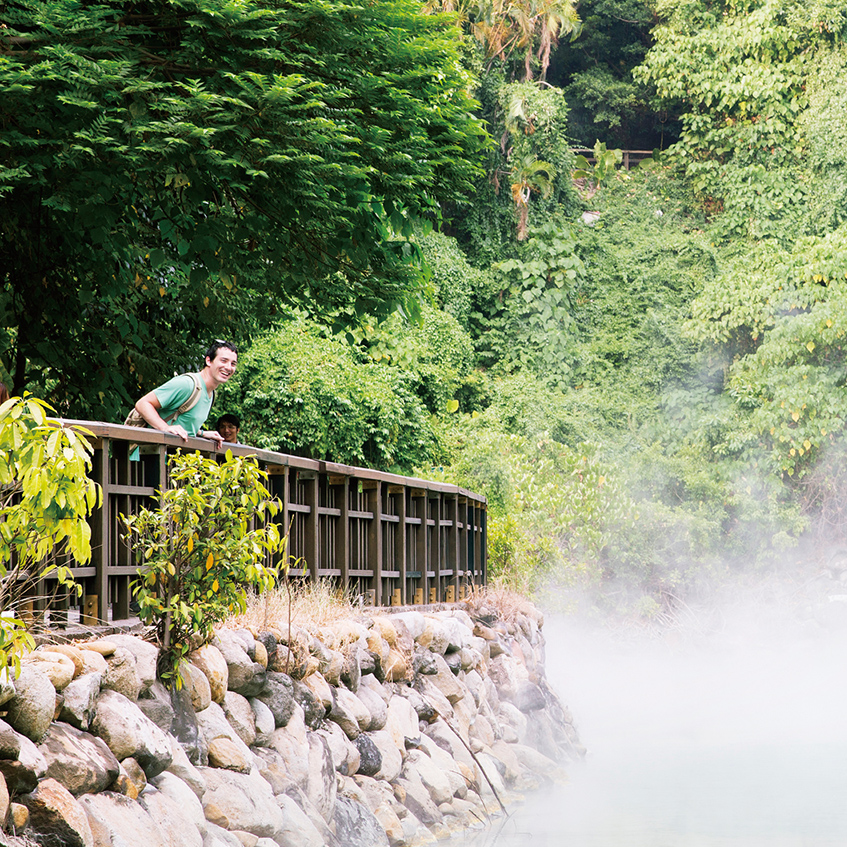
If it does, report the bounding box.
[571,148,655,170]
[42,421,487,625]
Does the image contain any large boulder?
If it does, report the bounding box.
[198,766,284,839]
[274,793,325,847]
[292,681,325,729]
[255,671,295,728]
[316,721,361,777]
[59,672,102,731]
[353,734,381,778]
[393,769,442,826]
[21,777,93,847]
[39,722,121,796]
[164,736,207,800]
[404,749,453,805]
[80,790,169,847]
[90,690,173,778]
[222,691,256,747]
[101,648,142,701]
[104,636,158,691]
[79,650,109,677]
[195,702,252,773]
[329,688,371,739]
[213,631,266,697]
[355,684,387,732]
[301,672,333,713]
[136,681,176,733]
[182,662,212,714]
[268,706,309,786]
[367,730,402,782]
[5,665,56,742]
[170,685,206,766]
[428,654,467,705]
[333,796,390,847]
[305,732,337,823]
[22,650,75,691]
[140,773,206,847]
[0,719,48,793]
[384,695,420,751]
[249,697,275,747]
[189,644,228,704]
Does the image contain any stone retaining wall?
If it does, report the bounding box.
[0,600,583,847]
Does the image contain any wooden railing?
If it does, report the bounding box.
[571,148,655,170]
[45,422,487,625]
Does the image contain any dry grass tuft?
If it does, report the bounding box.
[221,579,366,634]
[462,584,539,624]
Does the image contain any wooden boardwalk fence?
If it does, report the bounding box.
[43,422,487,626]
[571,148,654,170]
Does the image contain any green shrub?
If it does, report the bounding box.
[0,395,100,673]
[221,322,436,472]
[124,451,283,685]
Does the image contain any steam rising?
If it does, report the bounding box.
[455,587,847,846]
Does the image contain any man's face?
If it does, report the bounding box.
[206,349,238,385]
[218,420,239,442]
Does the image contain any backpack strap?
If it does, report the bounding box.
[164,373,209,423]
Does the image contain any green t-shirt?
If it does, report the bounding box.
[153,373,213,436]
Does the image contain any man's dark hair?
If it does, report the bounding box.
[205,339,238,362]
[215,413,241,430]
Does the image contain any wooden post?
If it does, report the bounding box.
[82,595,99,626]
[365,481,382,605]
[90,439,110,626]
[446,585,456,603]
[414,588,424,605]
[302,471,319,582]
[447,494,459,603]
[412,489,427,609]
[429,492,440,603]
[390,485,407,605]
[331,476,350,589]
[391,588,401,606]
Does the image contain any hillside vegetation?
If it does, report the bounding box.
[6,0,847,618]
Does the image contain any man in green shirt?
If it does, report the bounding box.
[132,340,238,448]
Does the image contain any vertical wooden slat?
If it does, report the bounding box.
[303,472,319,582]
[460,497,469,589]
[396,487,407,605]
[447,494,459,600]
[429,492,440,603]
[281,467,291,562]
[413,490,427,605]
[367,482,383,605]
[333,477,349,587]
[91,437,110,623]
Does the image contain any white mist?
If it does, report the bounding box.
[453,602,847,847]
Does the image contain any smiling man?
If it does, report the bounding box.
[131,340,238,448]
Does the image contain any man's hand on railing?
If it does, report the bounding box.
[200,429,225,449]
[164,424,189,441]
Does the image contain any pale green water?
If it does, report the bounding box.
[450,612,847,847]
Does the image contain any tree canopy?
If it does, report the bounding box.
[0,0,486,418]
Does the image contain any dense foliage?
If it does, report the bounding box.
[11,0,847,620]
[0,0,486,418]
[219,321,439,472]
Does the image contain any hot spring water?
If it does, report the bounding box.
[450,608,847,847]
